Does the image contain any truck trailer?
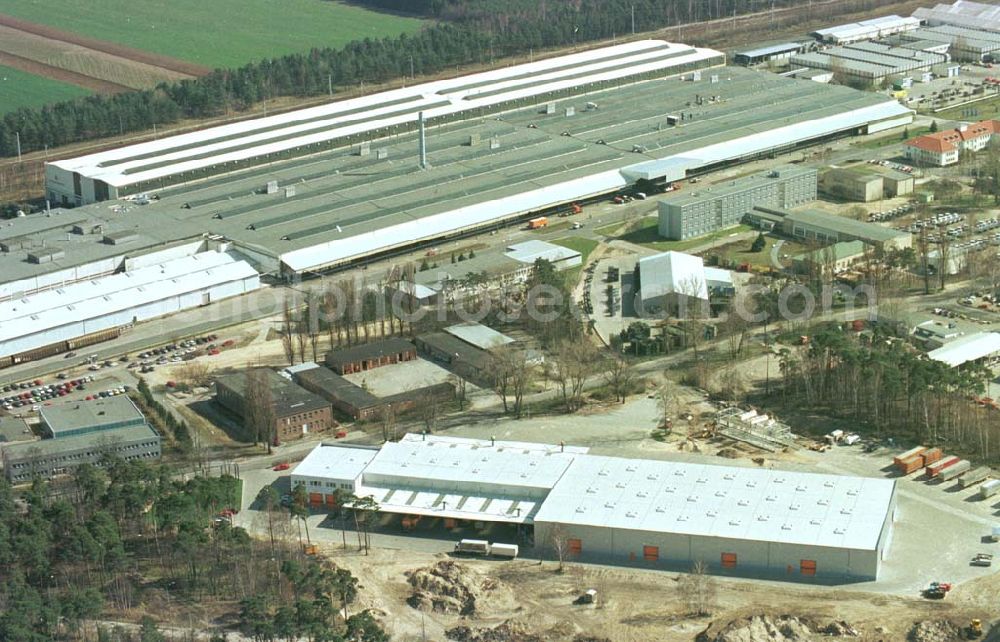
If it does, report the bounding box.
[490,543,519,559]
[939,459,972,482]
[527,216,548,230]
[926,455,960,478]
[454,539,491,556]
[959,466,992,488]
[980,479,1000,499]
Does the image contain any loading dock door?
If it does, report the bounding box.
[643,545,659,561]
[721,552,737,568]
[308,492,323,505]
[568,538,582,556]
[800,559,817,576]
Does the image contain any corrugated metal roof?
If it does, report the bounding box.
[735,43,804,59]
[504,239,581,265]
[444,323,514,351]
[638,251,708,300]
[914,1,1000,32]
[51,41,722,188]
[928,331,1000,367]
[293,443,379,481]
[0,253,259,351]
[535,454,895,551]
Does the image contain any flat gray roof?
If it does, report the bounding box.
[2,424,159,460]
[785,209,910,242]
[0,66,908,282]
[41,396,145,437]
[0,416,33,443]
[662,164,816,208]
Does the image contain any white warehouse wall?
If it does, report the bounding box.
[0,255,125,301]
[0,273,259,358]
[533,522,880,580]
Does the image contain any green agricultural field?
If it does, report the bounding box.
[0,0,426,69]
[0,65,90,114]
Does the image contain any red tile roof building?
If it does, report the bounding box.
[904,120,1000,166]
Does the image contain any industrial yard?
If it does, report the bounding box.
[9,0,1000,640]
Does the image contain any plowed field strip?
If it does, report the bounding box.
[0,13,210,76]
[0,51,129,93]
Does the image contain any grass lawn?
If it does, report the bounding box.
[551,236,599,262]
[852,126,931,150]
[0,0,426,68]
[706,235,807,271]
[0,64,90,114]
[612,217,752,252]
[928,94,1000,122]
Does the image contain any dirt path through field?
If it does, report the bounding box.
[0,50,130,93]
[0,13,211,76]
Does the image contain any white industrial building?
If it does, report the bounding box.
[927,331,1000,367]
[293,434,897,581]
[914,1,1000,33]
[812,15,921,44]
[0,249,259,364]
[635,251,734,316]
[46,40,725,207]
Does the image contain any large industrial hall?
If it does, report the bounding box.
[293,434,898,581]
[14,40,910,281]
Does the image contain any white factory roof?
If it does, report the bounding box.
[293,443,379,481]
[622,100,912,182]
[279,98,910,274]
[352,435,586,524]
[704,266,734,287]
[534,455,896,551]
[0,252,259,351]
[927,331,1000,367]
[50,41,722,188]
[914,1,1000,32]
[812,15,920,41]
[444,323,514,351]
[504,240,581,265]
[638,251,709,300]
[293,435,895,550]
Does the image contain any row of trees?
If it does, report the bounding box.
[775,323,1000,464]
[0,0,854,158]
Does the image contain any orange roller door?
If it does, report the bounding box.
[308,492,323,505]
[800,559,817,576]
[568,538,582,555]
[721,552,737,568]
[643,545,659,561]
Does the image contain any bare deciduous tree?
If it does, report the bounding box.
[492,346,535,418]
[244,368,276,453]
[677,560,717,616]
[547,524,572,573]
[603,356,636,404]
[280,298,296,364]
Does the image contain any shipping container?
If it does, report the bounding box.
[939,459,972,482]
[920,447,943,466]
[897,455,924,475]
[926,455,960,478]
[527,216,548,229]
[980,479,1000,499]
[491,543,519,559]
[454,539,491,555]
[894,446,926,465]
[959,466,992,488]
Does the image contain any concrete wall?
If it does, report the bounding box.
[534,522,880,580]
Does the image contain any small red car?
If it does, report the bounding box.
[273,462,290,471]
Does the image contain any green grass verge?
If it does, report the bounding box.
[0,64,91,114]
[613,218,752,252]
[927,94,1000,122]
[852,126,931,150]
[551,236,599,262]
[0,0,426,68]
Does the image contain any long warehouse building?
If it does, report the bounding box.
[12,40,912,290]
[0,248,260,365]
[293,434,898,581]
